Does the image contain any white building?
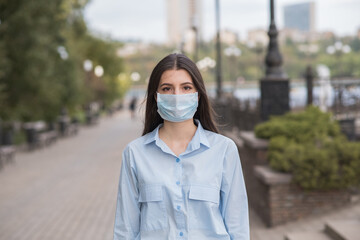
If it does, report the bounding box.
[246,28,268,47]
[220,29,239,45]
[167,0,203,49]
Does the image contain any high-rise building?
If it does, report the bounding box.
[283,2,315,32]
[166,0,203,48]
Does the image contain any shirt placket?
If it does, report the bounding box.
[174,156,187,239]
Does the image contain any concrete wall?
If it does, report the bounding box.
[230,131,352,227]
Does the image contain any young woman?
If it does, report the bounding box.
[113,53,249,240]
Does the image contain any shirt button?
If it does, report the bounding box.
[179,232,183,236]
[176,181,180,185]
[176,158,180,163]
[177,205,181,210]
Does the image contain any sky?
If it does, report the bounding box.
[84,0,360,43]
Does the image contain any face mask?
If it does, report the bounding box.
[156,92,198,122]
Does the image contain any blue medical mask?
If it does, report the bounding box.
[156,92,198,122]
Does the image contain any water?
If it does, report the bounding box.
[126,82,360,109]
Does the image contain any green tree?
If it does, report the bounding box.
[0,0,71,121]
[0,0,125,122]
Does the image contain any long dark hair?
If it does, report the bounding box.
[142,53,218,136]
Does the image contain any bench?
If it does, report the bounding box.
[0,145,16,167]
[58,116,79,136]
[38,130,58,146]
[67,120,79,136]
[24,121,59,150]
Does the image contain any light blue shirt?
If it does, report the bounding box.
[113,119,249,240]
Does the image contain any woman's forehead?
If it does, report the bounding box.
[159,69,193,85]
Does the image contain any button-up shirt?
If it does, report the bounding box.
[113,119,249,240]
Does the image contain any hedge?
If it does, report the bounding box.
[255,106,360,190]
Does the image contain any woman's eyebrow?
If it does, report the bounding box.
[159,82,194,87]
[159,83,173,87]
[181,82,194,85]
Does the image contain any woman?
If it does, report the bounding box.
[113,53,249,240]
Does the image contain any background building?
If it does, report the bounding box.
[220,29,239,45]
[283,2,315,32]
[166,0,203,49]
[246,29,268,47]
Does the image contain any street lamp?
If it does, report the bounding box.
[130,72,141,82]
[224,46,241,58]
[57,46,69,60]
[83,60,93,96]
[94,65,104,77]
[224,46,241,91]
[215,0,222,98]
[264,0,285,78]
[326,41,351,77]
[260,0,290,121]
[196,57,216,71]
[83,59,93,72]
[191,25,199,62]
[248,42,265,79]
[327,41,351,55]
[197,57,216,97]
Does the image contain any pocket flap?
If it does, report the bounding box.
[138,184,163,202]
[189,185,220,204]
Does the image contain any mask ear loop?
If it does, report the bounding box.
[190,91,200,102]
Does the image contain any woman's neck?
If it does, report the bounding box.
[159,118,197,143]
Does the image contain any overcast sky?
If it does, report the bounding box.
[84,0,360,43]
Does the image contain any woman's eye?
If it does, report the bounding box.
[162,87,170,91]
[184,86,192,90]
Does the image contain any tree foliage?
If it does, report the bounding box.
[0,0,125,122]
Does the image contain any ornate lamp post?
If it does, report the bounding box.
[260,0,290,121]
[249,42,265,79]
[215,0,222,98]
[191,25,199,63]
[224,46,241,90]
[83,59,93,125]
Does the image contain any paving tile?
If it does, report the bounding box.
[0,110,142,240]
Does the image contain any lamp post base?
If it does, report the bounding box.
[260,77,290,121]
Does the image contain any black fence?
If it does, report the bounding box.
[211,78,360,141]
[211,95,261,133]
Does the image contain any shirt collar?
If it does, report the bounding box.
[143,119,210,150]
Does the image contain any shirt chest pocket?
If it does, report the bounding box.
[188,185,222,229]
[138,184,167,231]
[189,185,220,204]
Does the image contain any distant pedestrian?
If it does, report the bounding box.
[129,96,137,119]
[113,53,249,240]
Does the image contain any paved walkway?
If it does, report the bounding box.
[0,109,359,240]
[0,110,142,240]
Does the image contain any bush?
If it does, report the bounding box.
[255,106,360,190]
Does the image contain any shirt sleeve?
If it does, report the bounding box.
[113,145,141,240]
[220,140,250,240]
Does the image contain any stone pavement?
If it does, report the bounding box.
[249,201,360,240]
[0,110,142,240]
[0,108,359,240]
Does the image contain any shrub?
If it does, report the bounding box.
[254,106,360,190]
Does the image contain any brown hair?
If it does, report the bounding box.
[142,53,218,135]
